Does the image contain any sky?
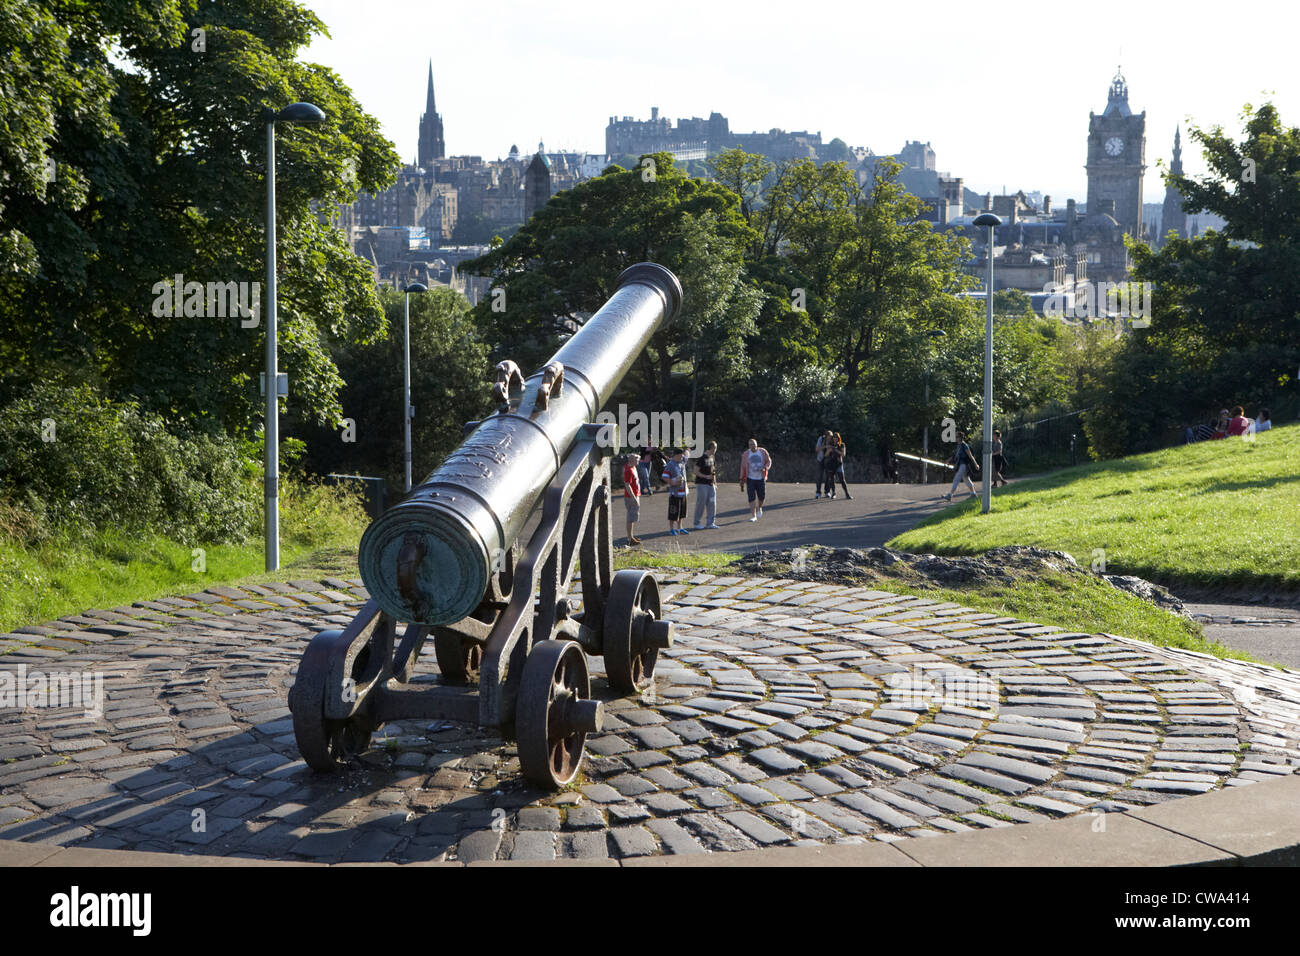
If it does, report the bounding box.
[300,0,1294,204]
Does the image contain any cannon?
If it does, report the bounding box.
[288,263,682,788]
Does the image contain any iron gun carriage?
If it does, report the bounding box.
[288,263,682,788]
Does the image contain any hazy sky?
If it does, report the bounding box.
[300,0,1293,203]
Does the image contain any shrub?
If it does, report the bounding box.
[0,382,258,545]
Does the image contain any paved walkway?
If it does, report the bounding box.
[2,573,1297,863]
[625,480,958,552]
[1184,603,1300,671]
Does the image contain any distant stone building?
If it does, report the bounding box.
[524,151,551,221]
[605,107,823,163]
[1159,126,1188,244]
[1085,68,1146,244]
[417,61,445,166]
[351,169,458,241]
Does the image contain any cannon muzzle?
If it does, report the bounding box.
[358,262,683,626]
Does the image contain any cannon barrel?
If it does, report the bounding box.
[358,262,683,626]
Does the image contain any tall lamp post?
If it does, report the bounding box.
[263,101,326,572]
[973,212,1002,515]
[921,328,946,484]
[402,282,427,493]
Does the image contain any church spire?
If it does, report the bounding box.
[417,60,445,166]
[1170,125,1182,174]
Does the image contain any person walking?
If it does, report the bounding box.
[692,440,719,529]
[622,453,642,545]
[991,429,1007,487]
[739,438,772,521]
[942,432,978,501]
[815,430,832,498]
[662,447,690,536]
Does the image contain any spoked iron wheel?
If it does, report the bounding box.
[603,569,674,694]
[434,630,483,685]
[516,640,603,788]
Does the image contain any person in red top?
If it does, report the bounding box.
[622,453,642,545]
[1227,405,1251,437]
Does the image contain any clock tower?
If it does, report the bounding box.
[1085,68,1146,240]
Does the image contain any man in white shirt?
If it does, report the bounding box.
[738,438,773,521]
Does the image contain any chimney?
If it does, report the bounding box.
[984,192,993,211]
[1043,195,1052,215]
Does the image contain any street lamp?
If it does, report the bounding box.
[402,282,427,493]
[921,328,946,484]
[973,212,1002,515]
[263,101,326,572]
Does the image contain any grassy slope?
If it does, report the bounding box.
[888,422,1299,593]
[625,548,1245,662]
[0,484,369,632]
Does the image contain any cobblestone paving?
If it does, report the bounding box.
[2,573,1299,862]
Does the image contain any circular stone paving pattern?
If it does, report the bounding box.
[1,573,1298,862]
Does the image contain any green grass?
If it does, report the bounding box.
[0,481,369,632]
[613,548,743,572]
[888,422,1300,593]
[733,546,1250,662]
[873,572,1246,661]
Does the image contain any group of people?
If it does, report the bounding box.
[622,439,773,544]
[814,431,852,499]
[1184,406,1272,443]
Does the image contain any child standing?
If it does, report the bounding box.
[662,448,690,536]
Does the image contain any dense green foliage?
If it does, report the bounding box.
[1085,104,1300,457]
[296,286,493,488]
[466,150,1104,465]
[0,382,257,545]
[0,478,368,631]
[0,0,406,551]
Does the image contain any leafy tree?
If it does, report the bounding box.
[461,153,762,409]
[1086,102,1300,456]
[0,0,400,439]
[296,287,492,488]
[820,159,974,390]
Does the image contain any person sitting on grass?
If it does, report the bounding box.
[622,452,642,546]
[1227,405,1251,437]
[1211,408,1231,440]
[662,447,690,536]
[1256,407,1272,432]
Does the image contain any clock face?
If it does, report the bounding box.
[1105,136,1125,157]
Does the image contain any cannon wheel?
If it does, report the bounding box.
[603,569,663,694]
[292,676,374,775]
[517,640,594,788]
[434,631,482,685]
[291,634,376,771]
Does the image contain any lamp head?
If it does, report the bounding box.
[404,282,428,294]
[277,102,326,124]
[973,213,1002,228]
